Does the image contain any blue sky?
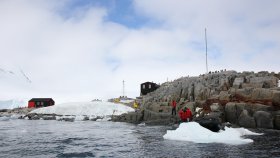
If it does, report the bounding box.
[60,0,151,28]
[0,0,279,103]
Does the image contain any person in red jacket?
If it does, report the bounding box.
[171,100,177,115]
[179,107,193,122]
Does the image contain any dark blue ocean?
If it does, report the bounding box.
[0,119,279,158]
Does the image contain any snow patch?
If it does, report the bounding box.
[30,101,134,119]
[163,122,262,145]
[195,107,202,112]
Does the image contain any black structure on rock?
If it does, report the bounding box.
[140,82,160,96]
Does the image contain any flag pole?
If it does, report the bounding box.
[205,28,208,74]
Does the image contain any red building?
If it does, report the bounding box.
[28,98,55,108]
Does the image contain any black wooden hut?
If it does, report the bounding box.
[140,82,160,96]
[28,98,55,108]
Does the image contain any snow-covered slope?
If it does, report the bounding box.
[0,67,32,102]
[163,122,262,145]
[30,101,135,117]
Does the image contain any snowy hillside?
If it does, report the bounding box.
[0,67,32,103]
[30,101,135,118]
[163,122,262,145]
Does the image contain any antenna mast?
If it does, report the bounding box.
[122,80,125,97]
[205,28,208,74]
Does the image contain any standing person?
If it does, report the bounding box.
[185,107,193,122]
[133,101,138,109]
[171,100,177,115]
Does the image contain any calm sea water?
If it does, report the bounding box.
[0,119,279,158]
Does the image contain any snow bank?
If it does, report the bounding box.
[163,122,262,145]
[30,101,134,117]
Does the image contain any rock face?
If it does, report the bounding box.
[194,116,221,132]
[274,111,280,130]
[0,107,34,118]
[253,111,274,129]
[238,110,256,128]
[113,71,280,130]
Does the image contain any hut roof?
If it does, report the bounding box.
[29,98,54,102]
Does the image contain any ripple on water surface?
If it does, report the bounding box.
[0,119,279,158]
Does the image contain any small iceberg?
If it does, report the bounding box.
[163,122,262,145]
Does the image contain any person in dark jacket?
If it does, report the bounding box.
[179,107,192,122]
[171,100,177,115]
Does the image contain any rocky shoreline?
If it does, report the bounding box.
[0,107,109,122]
[1,71,280,131]
[112,71,280,130]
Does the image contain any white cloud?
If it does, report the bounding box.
[0,0,279,103]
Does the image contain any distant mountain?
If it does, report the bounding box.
[0,67,32,109]
[0,99,27,109]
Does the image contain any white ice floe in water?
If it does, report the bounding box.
[163,122,262,145]
[30,101,135,118]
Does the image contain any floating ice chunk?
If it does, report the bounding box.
[163,122,262,145]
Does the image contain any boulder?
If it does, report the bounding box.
[225,102,250,124]
[143,110,171,121]
[274,113,280,130]
[253,111,274,129]
[249,76,278,88]
[210,103,223,112]
[235,102,246,112]
[272,91,280,106]
[225,102,237,124]
[238,110,256,128]
[229,88,253,100]
[250,104,274,113]
[251,88,273,100]
[219,91,231,101]
[208,111,225,122]
[194,116,222,132]
[233,77,244,88]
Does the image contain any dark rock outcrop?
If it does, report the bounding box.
[194,116,222,132]
[253,111,274,129]
[238,110,256,128]
[130,71,280,129]
[274,111,280,130]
